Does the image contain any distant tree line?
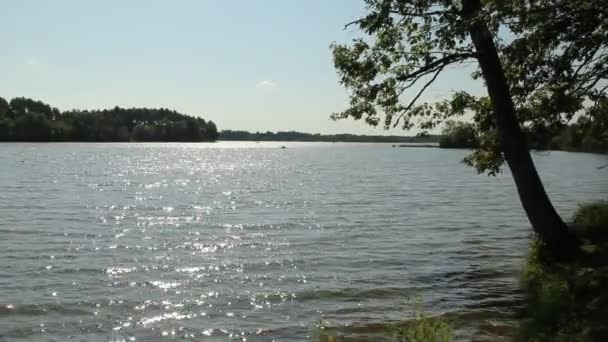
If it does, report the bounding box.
[527,102,608,153]
[0,97,219,142]
[219,130,440,143]
[439,121,479,149]
[440,109,607,154]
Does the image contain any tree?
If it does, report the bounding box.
[204,121,219,141]
[15,112,52,141]
[9,97,54,118]
[0,97,9,118]
[0,118,15,141]
[331,0,607,259]
[579,99,608,153]
[439,121,478,148]
[131,122,158,141]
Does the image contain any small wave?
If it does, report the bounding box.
[295,286,416,302]
[0,303,92,317]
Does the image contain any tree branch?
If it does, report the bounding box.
[393,65,445,128]
[344,19,364,30]
[389,9,455,17]
[395,53,475,82]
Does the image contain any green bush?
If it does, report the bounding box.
[520,239,586,341]
[311,312,452,342]
[519,215,608,342]
[572,200,608,239]
[390,313,452,342]
[522,241,573,321]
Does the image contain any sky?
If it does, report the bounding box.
[0,0,485,135]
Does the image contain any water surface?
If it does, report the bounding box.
[1,142,606,341]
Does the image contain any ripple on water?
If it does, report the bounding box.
[1,143,606,341]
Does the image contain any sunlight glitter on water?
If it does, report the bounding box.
[1,143,607,340]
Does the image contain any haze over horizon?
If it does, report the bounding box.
[0,0,485,135]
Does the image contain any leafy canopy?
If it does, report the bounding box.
[332,0,607,174]
[439,120,478,148]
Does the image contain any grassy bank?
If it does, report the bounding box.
[312,313,452,342]
[520,200,608,341]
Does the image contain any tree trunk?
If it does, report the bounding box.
[462,0,580,260]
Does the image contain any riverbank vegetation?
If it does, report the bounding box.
[0,97,219,142]
[313,312,452,342]
[521,201,608,341]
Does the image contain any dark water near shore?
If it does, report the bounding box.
[1,142,606,341]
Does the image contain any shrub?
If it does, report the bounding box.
[390,313,452,342]
[520,239,586,341]
[311,312,452,342]
[572,200,608,239]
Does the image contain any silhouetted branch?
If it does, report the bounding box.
[395,53,475,82]
[344,19,365,30]
[393,65,445,128]
[389,9,455,17]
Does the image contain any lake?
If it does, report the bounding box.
[1,142,606,341]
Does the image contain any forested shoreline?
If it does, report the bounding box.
[438,113,608,154]
[0,97,219,142]
[2,96,606,153]
[219,130,440,143]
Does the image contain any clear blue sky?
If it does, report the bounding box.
[0,0,483,134]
